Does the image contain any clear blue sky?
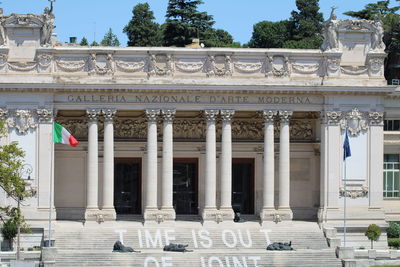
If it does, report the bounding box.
[2,0,398,46]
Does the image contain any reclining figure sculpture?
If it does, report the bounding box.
[266,241,294,251]
[113,241,140,253]
[163,243,193,252]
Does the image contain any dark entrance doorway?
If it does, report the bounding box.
[173,158,198,215]
[232,158,255,214]
[114,158,141,214]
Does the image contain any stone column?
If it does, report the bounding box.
[261,110,277,221]
[278,110,293,220]
[219,109,235,220]
[144,109,160,221]
[161,109,176,220]
[202,109,219,221]
[85,109,101,220]
[101,109,116,220]
[368,112,384,209]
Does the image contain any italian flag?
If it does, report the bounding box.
[53,122,79,147]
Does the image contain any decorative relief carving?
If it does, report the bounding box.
[148,54,173,77]
[161,109,176,123]
[56,119,87,138]
[0,108,8,120]
[173,119,205,139]
[175,59,205,73]
[36,109,53,123]
[0,53,7,70]
[55,57,87,72]
[37,53,52,71]
[233,60,263,73]
[7,110,38,134]
[89,53,114,75]
[115,118,147,139]
[291,63,320,74]
[341,108,368,136]
[8,61,37,72]
[206,55,231,77]
[367,57,384,75]
[232,120,263,140]
[290,120,314,140]
[339,186,368,199]
[115,57,146,73]
[268,56,290,78]
[341,65,368,75]
[368,111,384,126]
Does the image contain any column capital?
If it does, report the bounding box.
[0,108,8,120]
[368,111,384,126]
[220,109,235,122]
[279,110,293,123]
[263,110,277,123]
[161,109,176,123]
[86,109,101,122]
[322,110,343,125]
[146,109,160,123]
[204,109,219,122]
[102,109,117,122]
[37,109,54,124]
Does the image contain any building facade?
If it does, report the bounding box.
[0,11,399,236]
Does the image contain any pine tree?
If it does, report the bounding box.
[79,37,89,46]
[124,3,162,47]
[100,28,120,47]
[164,0,214,47]
[284,0,324,49]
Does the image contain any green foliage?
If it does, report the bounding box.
[249,0,323,49]
[344,1,399,20]
[387,222,400,238]
[90,41,99,46]
[1,219,17,241]
[388,238,400,249]
[124,3,162,47]
[285,0,324,48]
[79,37,88,46]
[365,224,382,249]
[202,29,234,47]
[100,28,120,47]
[248,20,290,48]
[164,0,215,47]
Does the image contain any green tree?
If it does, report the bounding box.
[124,3,162,47]
[91,41,99,46]
[202,29,234,47]
[79,37,88,46]
[0,120,30,249]
[365,224,381,249]
[344,0,400,81]
[284,0,324,49]
[100,28,120,47]
[248,20,290,48]
[164,0,215,47]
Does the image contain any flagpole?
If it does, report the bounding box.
[344,156,347,247]
[48,121,54,247]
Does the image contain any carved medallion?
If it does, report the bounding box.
[341,108,368,136]
[7,110,38,134]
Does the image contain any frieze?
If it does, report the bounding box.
[7,109,38,134]
[60,94,318,105]
[55,57,87,72]
[233,60,264,73]
[339,186,368,199]
[148,54,173,77]
[175,59,205,73]
[115,57,146,73]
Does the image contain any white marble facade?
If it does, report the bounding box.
[0,10,398,230]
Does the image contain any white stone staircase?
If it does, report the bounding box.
[54,220,342,267]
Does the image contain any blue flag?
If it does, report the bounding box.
[343,129,351,160]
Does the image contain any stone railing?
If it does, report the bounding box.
[337,246,400,267]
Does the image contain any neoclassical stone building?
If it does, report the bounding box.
[0,10,399,236]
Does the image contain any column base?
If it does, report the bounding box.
[144,207,163,223]
[201,207,220,222]
[260,207,278,222]
[84,208,101,221]
[100,208,116,221]
[276,207,293,221]
[159,207,176,221]
[218,207,235,222]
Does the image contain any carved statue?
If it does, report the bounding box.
[267,241,294,251]
[371,15,384,51]
[322,7,338,51]
[0,14,6,46]
[163,243,192,253]
[41,7,55,46]
[112,241,140,253]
